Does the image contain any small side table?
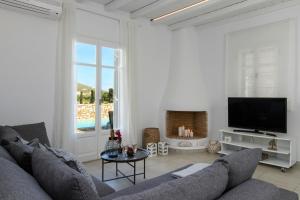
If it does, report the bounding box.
[100,148,149,184]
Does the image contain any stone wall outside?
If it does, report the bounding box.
[77,103,113,120]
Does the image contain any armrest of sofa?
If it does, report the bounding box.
[102,165,192,200]
[91,176,115,197]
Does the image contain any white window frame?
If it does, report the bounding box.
[74,36,120,136]
[239,46,279,97]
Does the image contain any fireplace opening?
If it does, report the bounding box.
[166,111,207,139]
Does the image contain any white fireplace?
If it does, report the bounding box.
[164,110,208,150]
[160,27,209,150]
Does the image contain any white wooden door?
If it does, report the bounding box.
[74,38,119,162]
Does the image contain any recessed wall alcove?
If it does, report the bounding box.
[166,111,207,139]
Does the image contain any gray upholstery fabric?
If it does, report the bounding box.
[0,158,52,200]
[3,138,39,174]
[216,148,262,189]
[112,162,228,200]
[92,176,115,197]
[279,188,299,200]
[32,148,100,200]
[102,165,192,200]
[45,145,98,194]
[0,126,20,143]
[0,145,16,163]
[218,179,280,200]
[12,122,51,146]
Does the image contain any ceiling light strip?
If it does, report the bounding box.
[151,0,209,21]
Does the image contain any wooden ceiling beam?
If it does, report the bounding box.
[168,0,275,30]
[150,0,228,24]
[105,0,134,11]
[130,0,177,19]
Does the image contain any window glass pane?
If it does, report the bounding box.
[75,42,96,64]
[102,47,115,67]
[101,67,115,130]
[76,65,96,132]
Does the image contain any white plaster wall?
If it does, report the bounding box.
[0,8,58,142]
[0,2,172,151]
[162,27,208,111]
[196,5,300,160]
[135,21,172,145]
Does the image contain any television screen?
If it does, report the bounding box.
[228,97,287,133]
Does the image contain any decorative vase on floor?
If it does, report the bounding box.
[207,140,221,154]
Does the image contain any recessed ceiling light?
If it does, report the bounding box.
[151,0,209,22]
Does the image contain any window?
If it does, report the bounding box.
[239,47,279,97]
[100,47,119,130]
[75,40,120,133]
[225,20,295,102]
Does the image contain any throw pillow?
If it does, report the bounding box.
[45,145,98,194]
[0,126,20,144]
[3,138,39,174]
[215,148,262,190]
[32,148,100,200]
[113,161,229,200]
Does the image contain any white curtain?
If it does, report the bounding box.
[53,0,76,153]
[119,20,138,145]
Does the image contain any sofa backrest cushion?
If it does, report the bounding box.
[113,161,229,200]
[11,122,51,146]
[0,126,20,144]
[215,148,262,190]
[0,157,52,200]
[0,145,16,164]
[32,148,100,200]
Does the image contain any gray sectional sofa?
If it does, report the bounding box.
[0,122,298,200]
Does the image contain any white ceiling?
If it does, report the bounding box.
[92,0,299,30]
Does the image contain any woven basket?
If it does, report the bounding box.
[143,128,160,148]
[207,140,221,154]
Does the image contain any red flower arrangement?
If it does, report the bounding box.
[115,130,122,144]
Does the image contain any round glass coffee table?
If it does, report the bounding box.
[100,148,149,184]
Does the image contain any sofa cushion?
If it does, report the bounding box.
[113,162,228,200]
[45,146,98,194]
[216,148,262,190]
[11,122,50,146]
[0,145,16,163]
[92,176,115,197]
[0,157,52,200]
[218,179,280,200]
[32,148,100,200]
[0,126,20,143]
[3,138,39,174]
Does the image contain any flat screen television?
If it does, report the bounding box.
[228,97,287,133]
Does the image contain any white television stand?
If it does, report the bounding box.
[219,129,296,172]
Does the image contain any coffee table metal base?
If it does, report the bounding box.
[101,159,146,184]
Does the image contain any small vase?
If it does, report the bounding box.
[118,144,122,154]
[127,147,134,157]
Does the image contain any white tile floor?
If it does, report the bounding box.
[84,151,300,195]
